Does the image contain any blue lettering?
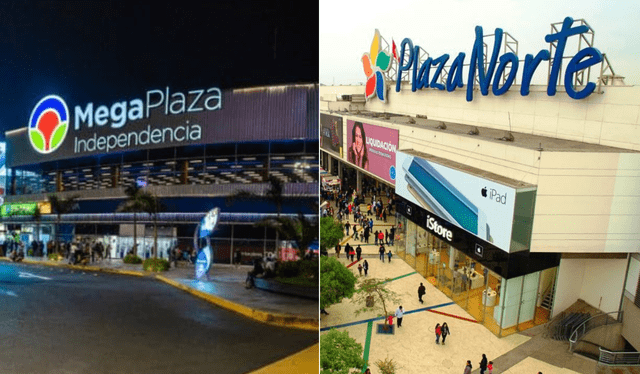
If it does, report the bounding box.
[446,52,465,92]
[416,57,432,90]
[411,46,421,92]
[467,27,503,101]
[521,50,550,96]
[493,53,519,96]
[396,38,414,92]
[545,17,589,96]
[375,70,386,101]
[565,47,602,99]
[430,54,449,91]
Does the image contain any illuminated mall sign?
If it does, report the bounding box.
[366,17,604,103]
[28,87,222,155]
[0,201,51,217]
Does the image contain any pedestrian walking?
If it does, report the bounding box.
[345,222,351,235]
[335,243,341,258]
[354,229,360,241]
[387,249,392,262]
[487,361,493,374]
[379,245,385,262]
[374,230,379,245]
[349,248,355,262]
[418,283,426,303]
[356,245,362,261]
[395,306,404,327]
[385,229,389,245]
[441,322,450,344]
[363,260,369,276]
[357,263,363,276]
[464,360,472,374]
[435,323,442,344]
[378,231,384,246]
[479,354,488,374]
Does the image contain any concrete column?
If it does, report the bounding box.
[338,160,343,179]
[56,171,63,192]
[356,170,362,195]
[327,154,333,174]
[181,160,189,184]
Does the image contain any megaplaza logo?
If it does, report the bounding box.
[28,95,69,154]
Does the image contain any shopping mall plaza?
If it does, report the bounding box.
[320,19,640,345]
[1,83,318,263]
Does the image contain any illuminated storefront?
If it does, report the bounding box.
[4,84,319,262]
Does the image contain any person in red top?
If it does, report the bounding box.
[435,323,442,344]
[378,231,384,244]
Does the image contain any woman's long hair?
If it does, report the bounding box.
[349,122,368,168]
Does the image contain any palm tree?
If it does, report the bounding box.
[227,176,285,253]
[48,194,80,254]
[139,191,165,258]
[256,212,318,259]
[116,184,147,257]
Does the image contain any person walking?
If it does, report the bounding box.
[435,323,442,344]
[374,230,379,245]
[395,306,403,327]
[356,245,362,261]
[363,260,369,276]
[345,221,351,236]
[385,229,389,245]
[354,228,360,241]
[379,245,385,262]
[418,283,426,304]
[464,360,472,374]
[479,354,488,374]
[335,243,341,258]
[487,361,493,374]
[378,231,384,246]
[349,247,355,262]
[441,322,450,345]
[387,249,392,262]
[357,263,363,276]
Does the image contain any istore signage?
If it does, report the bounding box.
[426,214,453,242]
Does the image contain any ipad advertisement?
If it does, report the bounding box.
[346,120,398,184]
[396,151,516,253]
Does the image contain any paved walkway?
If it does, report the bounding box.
[323,193,598,374]
[0,255,318,330]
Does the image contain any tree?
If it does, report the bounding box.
[353,278,401,326]
[117,184,148,256]
[320,256,357,310]
[320,216,344,253]
[48,194,80,254]
[138,191,165,258]
[320,328,365,374]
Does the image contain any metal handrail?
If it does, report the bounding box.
[599,347,640,366]
[569,311,623,351]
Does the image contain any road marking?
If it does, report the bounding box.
[0,289,17,297]
[361,321,373,373]
[18,272,51,280]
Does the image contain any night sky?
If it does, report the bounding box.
[0,0,319,138]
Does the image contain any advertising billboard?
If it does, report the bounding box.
[320,114,343,156]
[346,120,398,184]
[7,85,318,168]
[396,151,517,253]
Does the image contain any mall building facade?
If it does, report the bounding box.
[3,84,319,264]
[320,19,640,344]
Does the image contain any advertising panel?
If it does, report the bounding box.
[396,151,516,253]
[320,114,343,156]
[7,85,318,168]
[346,120,398,184]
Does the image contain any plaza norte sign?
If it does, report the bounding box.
[365,17,606,103]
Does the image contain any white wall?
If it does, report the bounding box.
[579,258,627,313]
[322,84,640,151]
[553,257,586,317]
[553,257,627,316]
[625,256,640,297]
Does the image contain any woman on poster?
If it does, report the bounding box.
[348,122,369,169]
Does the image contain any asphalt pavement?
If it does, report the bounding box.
[0,261,318,374]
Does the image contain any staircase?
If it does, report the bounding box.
[540,281,556,311]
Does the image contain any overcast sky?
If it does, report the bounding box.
[320,0,640,86]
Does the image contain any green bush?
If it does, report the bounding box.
[143,258,170,272]
[123,254,143,264]
[48,253,63,261]
[276,259,318,279]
